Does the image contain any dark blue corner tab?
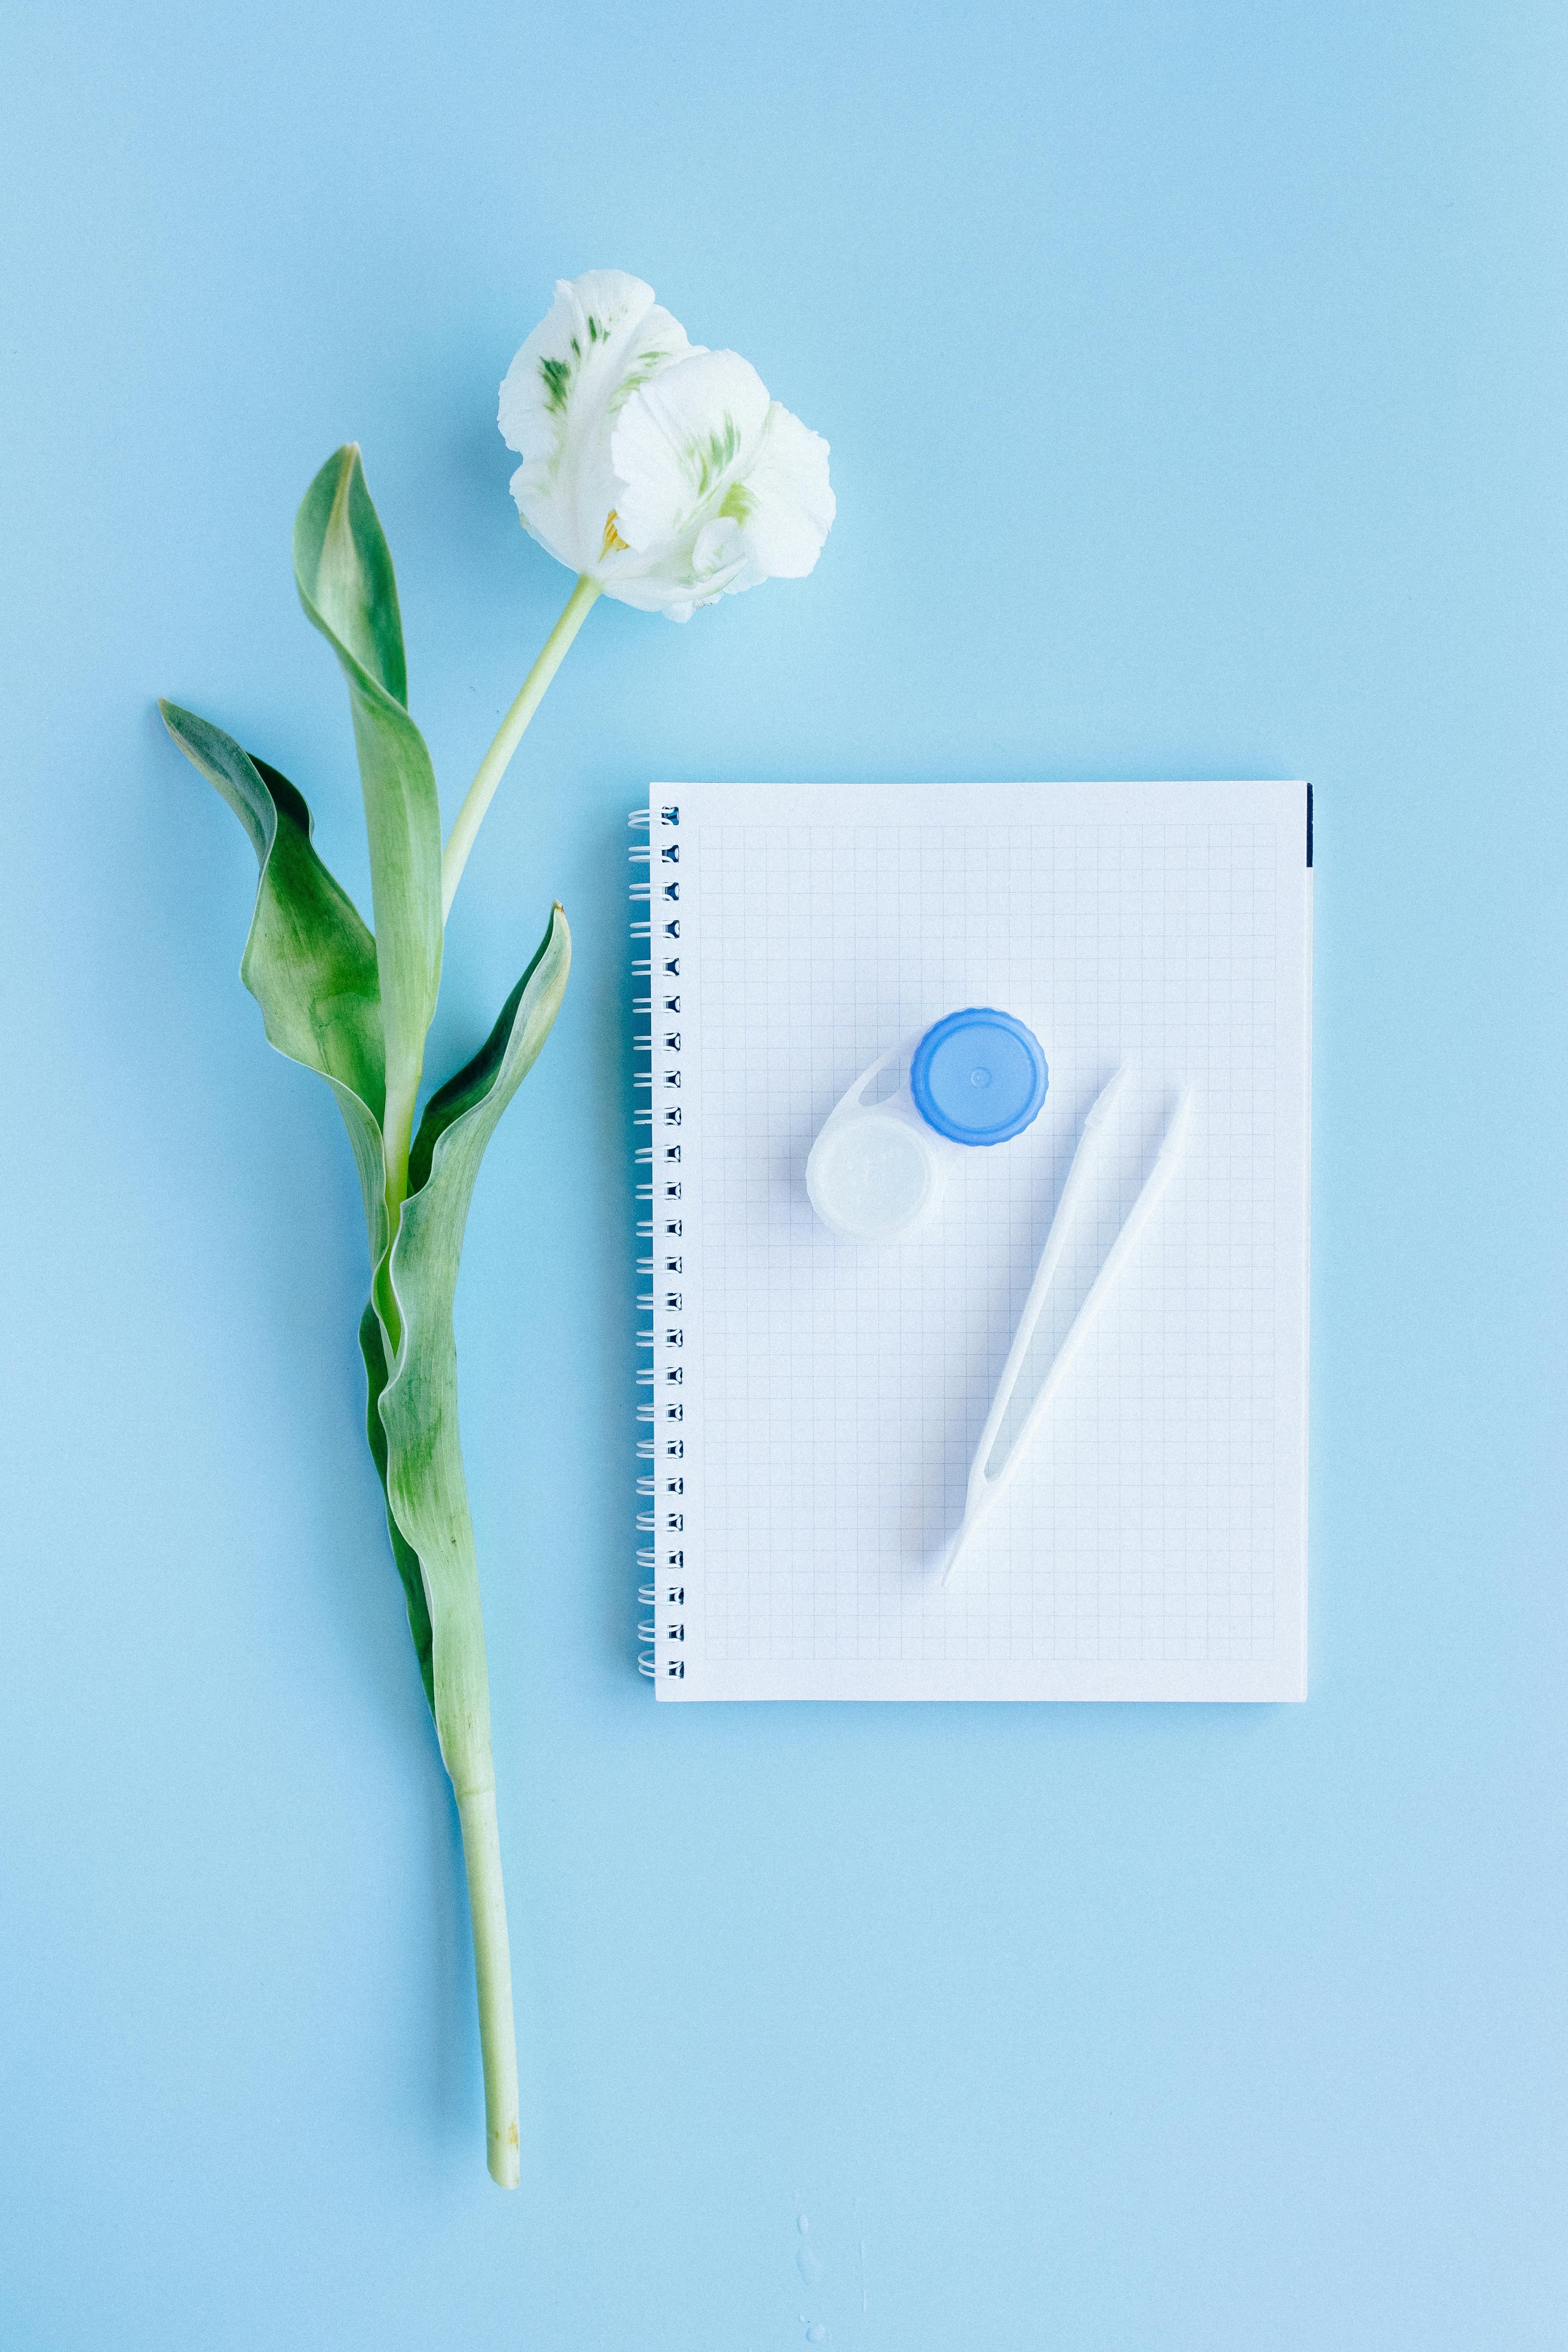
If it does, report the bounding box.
[910,1008,1048,1146]
[1307,782,1313,867]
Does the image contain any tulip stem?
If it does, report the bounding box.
[458,1785,521,2189]
[441,573,601,920]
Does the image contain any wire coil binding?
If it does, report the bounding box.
[632,796,689,1682]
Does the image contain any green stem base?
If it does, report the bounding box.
[457,1787,520,2189]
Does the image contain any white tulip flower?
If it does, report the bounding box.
[498,269,835,622]
[442,270,835,913]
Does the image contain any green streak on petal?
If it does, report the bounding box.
[539,356,572,412]
[719,480,753,526]
[607,343,670,416]
[688,415,742,497]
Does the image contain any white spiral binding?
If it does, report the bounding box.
[631,801,690,1681]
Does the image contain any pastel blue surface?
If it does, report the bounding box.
[912,1008,1049,1145]
[2,1,1564,2345]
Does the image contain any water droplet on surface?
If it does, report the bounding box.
[798,2213,810,2233]
[798,2246,824,2285]
[806,2327,827,2344]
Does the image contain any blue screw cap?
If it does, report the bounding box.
[910,1007,1048,1146]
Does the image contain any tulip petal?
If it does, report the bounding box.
[499,271,693,574]
[609,349,772,556]
[730,402,836,585]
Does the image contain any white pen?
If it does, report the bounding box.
[942,1077,1193,1584]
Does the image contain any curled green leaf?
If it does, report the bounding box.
[293,445,442,1212]
[378,901,571,1791]
[291,441,408,705]
[158,700,388,1265]
[359,1301,435,1713]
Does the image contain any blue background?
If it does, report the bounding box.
[3,1,1564,2343]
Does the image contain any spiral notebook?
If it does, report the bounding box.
[632,780,1312,1703]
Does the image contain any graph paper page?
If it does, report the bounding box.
[645,781,1311,1701]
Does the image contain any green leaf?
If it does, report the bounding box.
[159,700,389,1265]
[378,904,571,1792]
[290,442,408,705]
[359,1301,435,1713]
[292,445,443,1202]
